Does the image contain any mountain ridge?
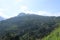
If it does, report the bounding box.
[0,13,59,40]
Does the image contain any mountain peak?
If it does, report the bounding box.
[18,12,26,16]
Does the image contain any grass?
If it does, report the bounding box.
[42,23,60,40]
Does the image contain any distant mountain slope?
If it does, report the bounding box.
[0,16,4,21]
[0,13,58,40]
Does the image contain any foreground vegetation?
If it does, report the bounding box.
[42,23,60,40]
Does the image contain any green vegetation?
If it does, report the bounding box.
[42,23,60,40]
[0,13,60,40]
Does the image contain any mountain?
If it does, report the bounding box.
[18,12,26,16]
[0,16,4,21]
[0,13,59,40]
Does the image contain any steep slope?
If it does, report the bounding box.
[42,24,60,40]
[42,17,60,40]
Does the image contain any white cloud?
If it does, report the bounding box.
[0,12,9,18]
[37,11,53,16]
[19,5,36,14]
[16,0,23,2]
[33,11,60,16]
[54,12,60,16]
[20,5,28,12]
[0,8,8,12]
[0,9,4,11]
[19,5,60,17]
[0,8,10,18]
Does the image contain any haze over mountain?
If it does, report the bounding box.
[0,0,60,18]
[0,16,5,21]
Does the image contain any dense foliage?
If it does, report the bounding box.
[42,17,60,40]
[0,13,59,40]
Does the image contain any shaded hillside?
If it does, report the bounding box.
[0,13,58,40]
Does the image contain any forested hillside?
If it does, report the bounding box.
[42,26,60,40]
[42,17,60,40]
[0,13,59,40]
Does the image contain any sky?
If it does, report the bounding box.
[0,0,60,18]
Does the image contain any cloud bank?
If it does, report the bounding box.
[19,5,60,16]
